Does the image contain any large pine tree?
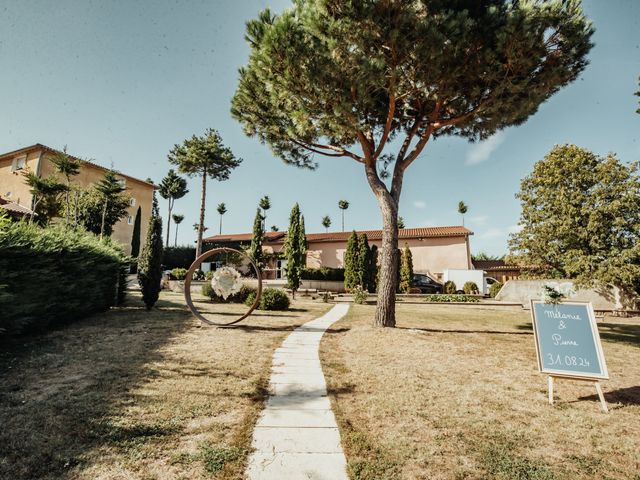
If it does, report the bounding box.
[232,0,593,327]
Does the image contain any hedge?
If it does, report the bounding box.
[163,246,196,269]
[423,294,480,303]
[0,222,128,335]
[301,267,345,281]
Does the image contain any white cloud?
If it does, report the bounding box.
[413,200,426,209]
[480,228,504,239]
[465,131,506,166]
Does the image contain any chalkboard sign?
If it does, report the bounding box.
[530,301,608,380]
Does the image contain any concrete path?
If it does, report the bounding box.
[246,303,350,480]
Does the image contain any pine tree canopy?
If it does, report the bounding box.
[232,1,593,172]
[168,128,242,179]
[159,169,189,202]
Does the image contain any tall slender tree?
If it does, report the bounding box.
[397,216,405,229]
[168,129,241,258]
[130,205,142,259]
[138,192,163,310]
[458,201,468,226]
[321,215,331,232]
[399,244,414,293]
[159,169,189,247]
[95,170,126,239]
[232,1,593,327]
[172,213,184,246]
[284,203,306,297]
[249,208,265,270]
[343,231,359,291]
[217,202,227,234]
[50,146,81,224]
[338,200,349,231]
[259,195,271,230]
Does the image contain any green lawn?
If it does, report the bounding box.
[0,290,331,480]
[320,304,640,480]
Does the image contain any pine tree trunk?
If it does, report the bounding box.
[219,214,222,235]
[165,198,172,247]
[374,192,399,327]
[196,169,207,259]
[175,224,179,247]
[100,199,108,239]
[341,210,344,231]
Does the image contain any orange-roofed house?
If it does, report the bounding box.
[203,226,474,281]
[0,144,155,255]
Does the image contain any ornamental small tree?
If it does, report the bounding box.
[159,169,188,247]
[343,231,359,291]
[130,205,142,272]
[232,1,593,327]
[399,244,414,293]
[356,234,370,289]
[137,194,163,310]
[249,208,265,271]
[367,245,378,293]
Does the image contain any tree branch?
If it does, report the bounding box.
[292,139,365,163]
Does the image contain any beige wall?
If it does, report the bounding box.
[305,235,471,277]
[0,147,154,256]
[0,149,43,207]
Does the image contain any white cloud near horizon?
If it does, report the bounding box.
[465,131,506,166]
[413,200,426,209]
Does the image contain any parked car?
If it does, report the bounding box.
[412,274,443,294]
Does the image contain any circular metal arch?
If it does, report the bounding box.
[183,247,262,327]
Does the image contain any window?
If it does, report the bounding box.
[11,156,26,172]
[127,215,134,225]
[129,197,136,206]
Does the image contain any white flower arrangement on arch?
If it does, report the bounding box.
[210,266,243,300]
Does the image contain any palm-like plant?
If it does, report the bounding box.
[338,200,349,231]
[217,202,227,234]
[398,216,405,229]
[458,201,468,226]
[159,169,189,247]
[50,146,81,224]
[321,215,331,232]
[95,170,126,239]
[172,213,184,247]
[259,195,271,229]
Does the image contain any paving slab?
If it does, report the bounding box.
[246,303,350,480]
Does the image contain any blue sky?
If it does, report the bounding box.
[1,0,639,255]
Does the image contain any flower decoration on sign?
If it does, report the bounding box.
[210,266,242,299]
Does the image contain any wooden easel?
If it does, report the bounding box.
[547,375,608,413]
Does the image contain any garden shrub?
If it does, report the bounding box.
[463,281,480,295]
[170,268,188,280]
[443,280,456,294]
[244,287,290,310]
[202,283,256,304]
[352,285,368,304]
[424,294,480,303]
[0,222,127,335]
[489,281,503,298]
[301,267,345,281]
[162,246,196,269]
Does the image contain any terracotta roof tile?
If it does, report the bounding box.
[204,226,472,244]
[472,260,520,271]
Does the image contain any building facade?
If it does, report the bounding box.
[0,144,155,255]
[204,226,474,280]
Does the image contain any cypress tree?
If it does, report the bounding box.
[249,208,264,271]
[399,244,414,293]
[356,234,370,289]
[367,244,378,293]
[137,194,163,310]
[284,204,305,297]
[130,206,142,258]
[343,231,359,291]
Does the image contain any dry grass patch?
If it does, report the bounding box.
[0,290,330,480]
[320,304,640,480]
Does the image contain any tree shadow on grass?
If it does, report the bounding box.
[597,323,640,347]
[397,326,532,335]
[578,386,640,407]
[0,292,194,480]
